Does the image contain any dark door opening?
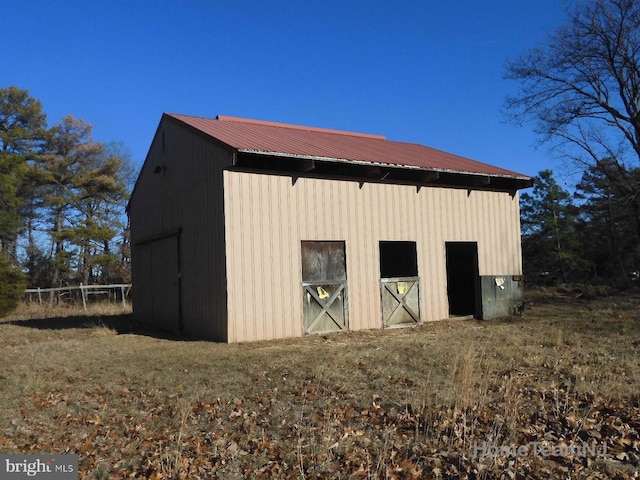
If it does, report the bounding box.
[445,242,481,318]
[379,241,420,327]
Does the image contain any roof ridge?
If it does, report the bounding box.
[166,112,212,121]
[215,115,386,140]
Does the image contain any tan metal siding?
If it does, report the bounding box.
[224,171,523,343]
[129,118,233,340]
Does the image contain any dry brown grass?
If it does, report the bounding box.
[9,300,132,321]
[1,292,639,478]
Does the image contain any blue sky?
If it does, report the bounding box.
[4,1,569,182]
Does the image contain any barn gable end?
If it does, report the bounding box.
[128,114,233,340]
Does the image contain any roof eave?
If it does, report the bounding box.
[237,148,533,184]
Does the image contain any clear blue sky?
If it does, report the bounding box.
[3,0,569,181]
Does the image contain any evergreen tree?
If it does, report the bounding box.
[574,160,640,282]
[0,252,26,317]
[35,115,129,287]
[0,86,47,256]
[520,170,585,284]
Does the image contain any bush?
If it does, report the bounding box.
[0,253,26,317]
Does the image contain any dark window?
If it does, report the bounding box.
[379,241,418,278]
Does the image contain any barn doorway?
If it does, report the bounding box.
[379,241,421,327]
[445,242,481,318]
[301,241,348,334]
[150,235,181,333]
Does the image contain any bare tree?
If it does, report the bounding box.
[504,0,640,237]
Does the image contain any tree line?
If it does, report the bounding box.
[520,167,640,285]
[506,0,640,286]
[0,86,133,311]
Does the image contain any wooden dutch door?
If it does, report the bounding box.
[301,241,348,334]
[379,241,421,327]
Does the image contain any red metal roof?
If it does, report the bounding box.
[166,113,529,179]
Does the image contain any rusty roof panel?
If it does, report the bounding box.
[166,113,530,179]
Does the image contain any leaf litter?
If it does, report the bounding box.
[1,291,639,478]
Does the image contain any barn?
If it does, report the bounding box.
[127,113,533,342]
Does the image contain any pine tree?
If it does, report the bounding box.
[0,252,26,317]
[35,115,129,289]
[520,170,585,283]
[0,86,47,257]
[574,160,640,282]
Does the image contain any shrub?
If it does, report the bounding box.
[0,253,26,317]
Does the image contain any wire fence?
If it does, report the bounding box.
[24,284,132,311]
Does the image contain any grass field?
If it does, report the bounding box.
[1,290,639,479]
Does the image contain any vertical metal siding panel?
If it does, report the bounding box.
[304,178,315,239]
[454,189,463,240]
[501,193,510,272]
[498,194,507,274]
[512,194,521,273]
[506,193,518,274]
[417,189,429,321]
[498,193,508,273]
[273,176,287,340]
[239,174,253,341]
[444,189,453,240]
[348,184,362,331]
[408,186,418,239]
[469,191,477,240]
[490,192,499,273]
[223,173,234,341]
[474,191,483,274]
[434,188,449,320]
[250,173,262,342]
[364,185,377,330]
[432,189,443,321]
[388,184,399,239]
[257,177,272,340]
[250,174,265,342]
[364,184,379,330]
[328,180,338,238]
[514,194,523,274]
[459,190,468,240]
[476,191,487,274]
[290,179,303,338]
[400,186,409,240]
[507,194,515,272]
[377,184,388,240]
[350,182,363,330]
[441,189,450,240]
[492,193,501,273]
[266,176,278,339]
[345,181,360,331]
[415,189,426,321]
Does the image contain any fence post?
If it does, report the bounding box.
[37,287,42,305]
[80,283,87,311]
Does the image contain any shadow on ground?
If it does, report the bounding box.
[8,314,136,333]
[6,314,214,342]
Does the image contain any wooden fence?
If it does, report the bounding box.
[24,284,132,310]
